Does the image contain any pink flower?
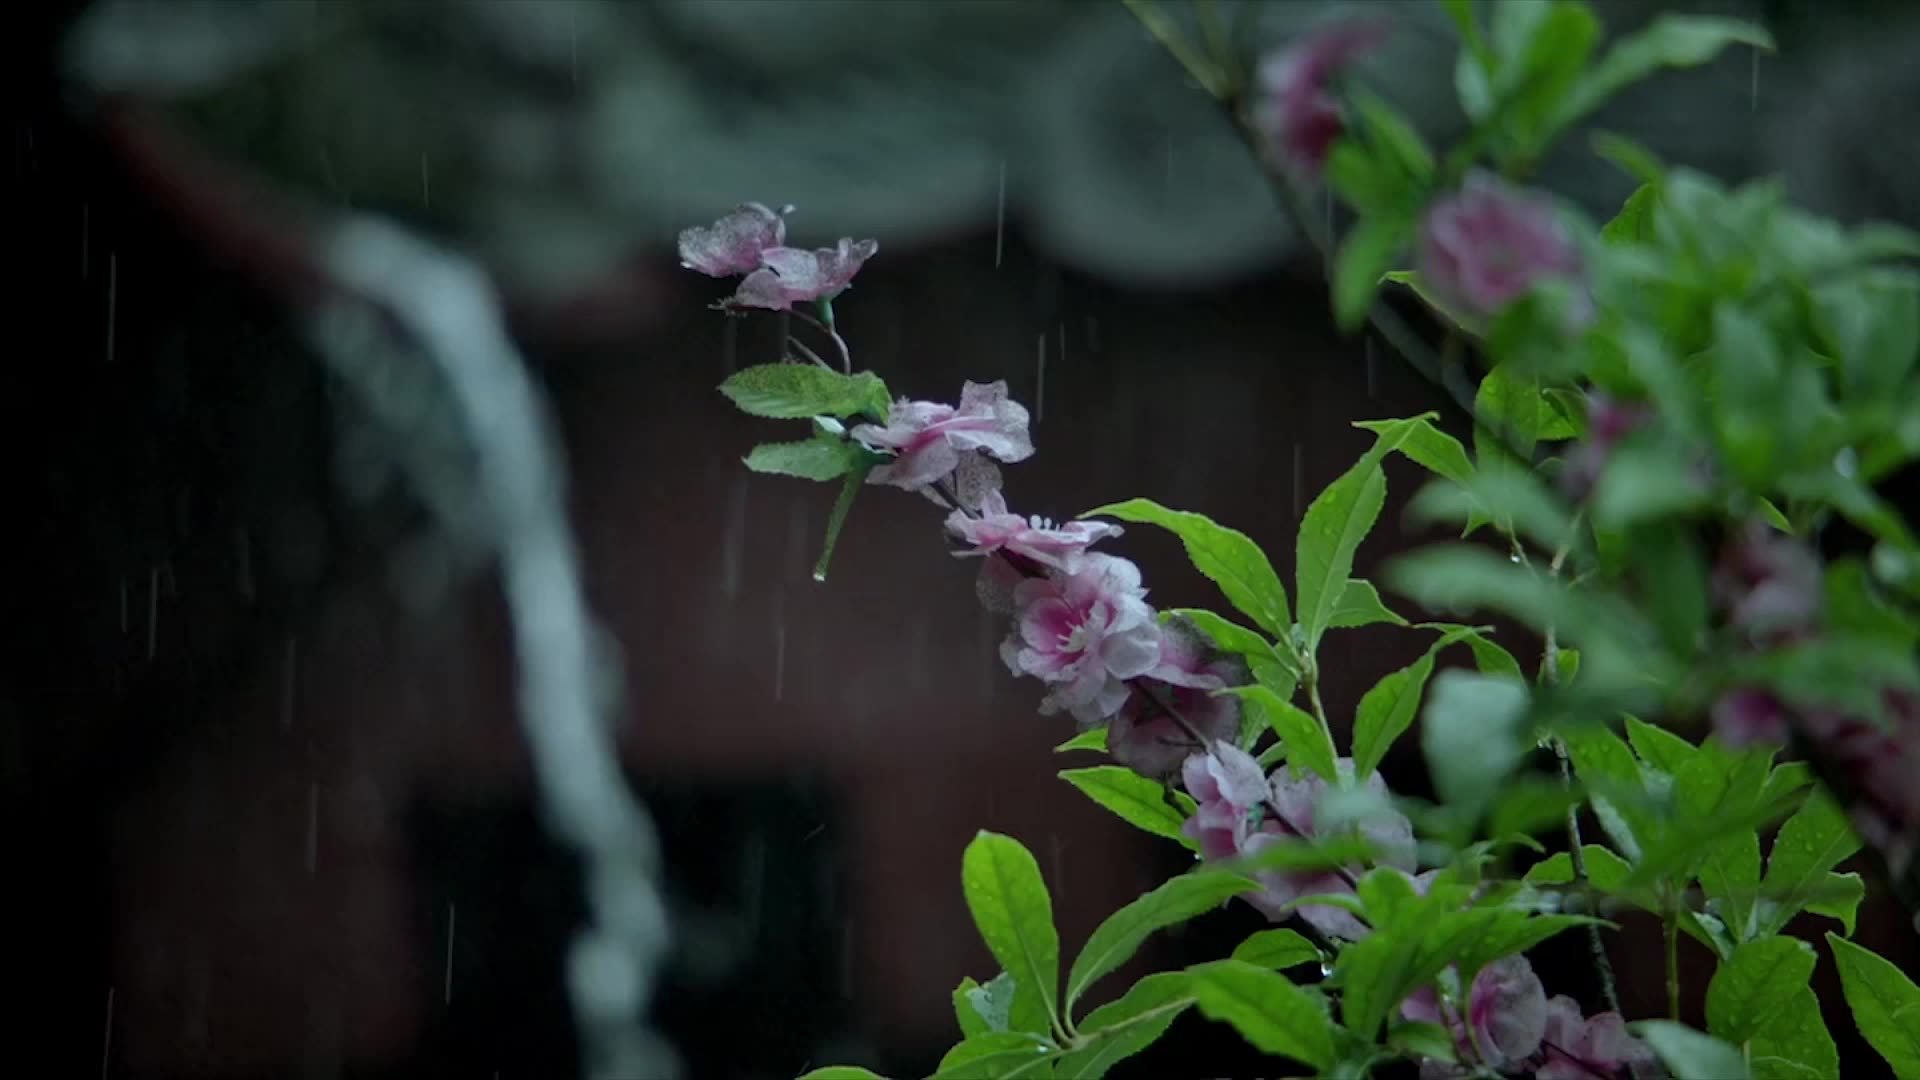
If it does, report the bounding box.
[1252,21,1390,177]
[1401,957,1548,1073]
[1418,172,1585,318]
[1000,553,1162,724]
[1712,521,1822,642]
[1710,687,1789,747]
[946,489,1124,573]
[1243,759,1417,940]
[1107,619,1243,777]
[1536,996,1664,1080]
[854,380,1035,491]
[677,202,788,277]
[1179,743,1269,858]
[731,238,878,310]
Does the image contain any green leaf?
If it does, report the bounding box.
[1602,183,1660,246]
[1328,579,1409,629]
[1748,987,1840,1080]
[719,364,890,420]
[1334,216,1411,331]
[1706,937,1817,1045]
[961,832,1061,1036]
[1524,851,1574,885]
[1066,871,1256,1011]
[1355,415,1475,487]
[1804,871,1865,937]
[743,436,864,481]
[1352,651,1436,779]
[1408,457,1576,554]
[797,1068,889,1080]
[1756,789,1860,937]
[1553,16,1773,137]
[1634,1021,1753,1080]
[1477,364,1578,460]
[1083,500,1290,639]
[1059,768,1196,849]
[1379,270,1483,333]
[1491,777,1584,842]
[960,972,1016,1037]
[1054,727,1107,754]
[1420,670,1530,814]
[1057,973,1194,1080]
[1297,461,1387,647]
[1592,131,1668,187]
[1591,444,1712,531]
[1167,609,1296,681]
[1186,960,1335,1071]
[1813,272,1920,400]
[1828,932,1920,1079]
[932,1033,1055,1079]
[1223,685,1335,783]
[1624,715,1697,775]
[1230,929,1321,971]
[1352,90,1435,186]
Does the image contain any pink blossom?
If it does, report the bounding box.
[731,238,878,310]
[1401,957,1548,1073]
[1000,553,1162,724]
[946,489,1124,573]
[1179,743,1269,858]
[1107,619,1242,777]
[1241,759,1417,940]
[1712,520,1822,642]
[1419,172,1585,318]
[677,202,788,277]
[854,380,1035,491]
[1536,996,1664,1080]
[1252,21,1390,176]
[1710,687,1789,747]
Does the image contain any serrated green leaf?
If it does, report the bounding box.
[1553,16,1773,138]
[1328,578,1409,629]
[1299,464,1388,647]
[1186,960,1334,1071]
[1059,768,1196,849]
[1804,871,1865,937]
[1624,715,1698,775]
[1222,685,1335,783]
[1602,183,1660,246]
[1707,937,1817,1045]
[1230,929,1321,970]
[1352,651,1436,779]
[1634,1021,1752,1080]
[1490,777,1584,842]
[1813,272,1920,400]
[1524,851,1575,885]
[1083,500,1291,639]
[1066,871,1255,1011]
[1057,973,1193,1080]
[743,436,863,481]
[1748,987,1839,1080]
[1054,727,1107,754]
[1828,933,1920,1079]
[719,364,890,420]
[1379,270,1484,334]
[1757,790,1861,937]
[961,832,1061,1037]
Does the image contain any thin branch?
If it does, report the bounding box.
[789,307,852,374]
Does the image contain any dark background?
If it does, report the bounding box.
[6,3,1917,1078]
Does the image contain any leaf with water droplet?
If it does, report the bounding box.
[719,364,890,421]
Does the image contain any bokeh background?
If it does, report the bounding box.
[6,1,1920,1077]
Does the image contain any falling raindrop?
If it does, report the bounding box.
[1319,962,1334,978]
[1509,551,1523,564]
[1035,333,1047,424]
[445,903,458,1004]
[994,159,1007,269]
[1291,443,1304,522]
[105,252,117,364]
[306,781,321,874]
[720,472,750,599]
[101,986,115,1080]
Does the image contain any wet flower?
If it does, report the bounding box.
[854,380,1035,491]
[1418,172,1585,318]
[1560,393,1654,499]
[1107,618,1242,777]
[1243,759,1417,940]
[732,238,878,310]
[1000,553,1162,724]
[1711,520,1822,642]
[1710,687,1790,747]
[1252,21,1390,176]
[1401,956,1549,1074]
[677,202,788,277]
[1535,996,1664,1080]
[1180,742,1269,859]
[947,489,1124,573]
